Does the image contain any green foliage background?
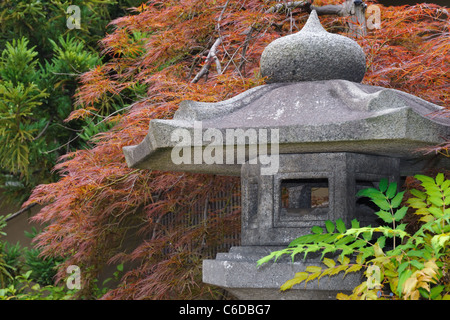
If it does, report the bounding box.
[0,0,144,204]
[0,0,143,299]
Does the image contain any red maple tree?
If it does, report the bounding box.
[25,0,449,299]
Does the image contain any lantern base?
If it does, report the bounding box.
[203,246,362,300]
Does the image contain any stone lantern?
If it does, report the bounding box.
[123,11,450,299]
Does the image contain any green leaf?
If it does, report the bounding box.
[431,233,450,252]
[340,245,353,258]
[441,179,450,190]
[410,260,424,270]
[291,248,305,261]
[372,199,392,211]
[386,182,398,199]
[360,246,375,263]
[348,239,367,249]
[430,285,445,299]
[428,207,444,218]
[303,245,320,259]
[384,268,397,278]
[394,206,408,221]
[410,189,426,200]
[429,196,444,207]
[320,244,338,259]
[423,183,442,197]
[336,235,356,246]
[288,234,316,247]
[362,230,374,241]
[257,252,279,266]
[419,287,430,299]
[102,278,112,286]
[325,220,335,233]
[311,226,323,234]
[376,236,386,249]
[445,187,450,197]
[406,250,424,258]
[435,173,444,186]
[317,233,339,243]
[335,219,346,234]
[415,174,436,185]
[407,198,427,209]
[23,270,33,279]
[391,191,405,208]
[398,261,410,275]
[375,210,393,223]
[356,188,385,200]
[351,219,360,229]
[445,196,450,206]
[379,178,388,193]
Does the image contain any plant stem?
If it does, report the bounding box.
[390,201,396,250]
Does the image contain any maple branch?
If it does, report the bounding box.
[218,0,231,24]
[190,1,230,83]
[237,26,257,74]
[5,203,37,222]
[33,115,54,141]
[191,37,223,83]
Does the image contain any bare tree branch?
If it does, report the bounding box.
[5,203,37,222]
[191,37,223,83]
[33,115,54,141]
[238,27,254,74]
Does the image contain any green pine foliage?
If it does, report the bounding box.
[0,0,137,60]
[0,36,100,202]
[0,1,144,298]
[258,174,450,300]
[0,0,144,203]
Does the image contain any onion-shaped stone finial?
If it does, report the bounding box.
[260,10,366,83]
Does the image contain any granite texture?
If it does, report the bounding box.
[260,10,366,83]
[241,153,400,246]
[202,246,362,300]
[122,80,450,176]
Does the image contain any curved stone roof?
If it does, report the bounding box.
[123,80,450,175]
